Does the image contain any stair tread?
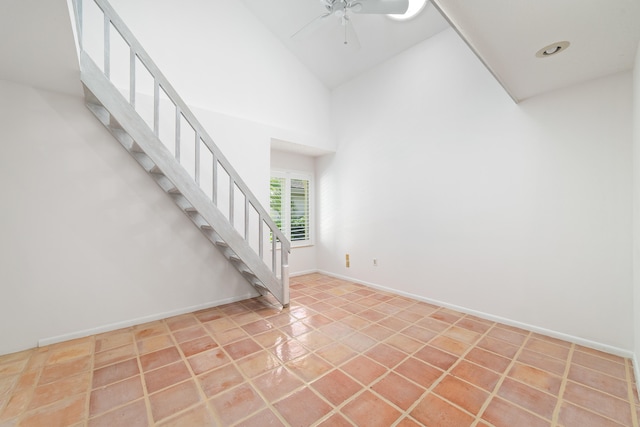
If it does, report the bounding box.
[132,152,164,175]
[86,102,109,126]
[117,134,134,147]
[240,268,257,277]
[130,141,144,153]
[152,174,180,194]
[81,59,289,307]
[188,212,213,231]
[171,194,197,212]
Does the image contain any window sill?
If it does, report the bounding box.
[292,243,314,249]
[272,243,314,251]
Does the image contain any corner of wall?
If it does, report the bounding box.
[318,270,635,359]
[633,40,640,388]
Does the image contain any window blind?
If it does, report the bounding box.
[269,173,311,244]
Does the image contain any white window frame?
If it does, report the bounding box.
[270,169,314,248]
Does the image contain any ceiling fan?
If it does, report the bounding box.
[291,0,409,46]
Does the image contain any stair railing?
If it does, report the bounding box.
[71,0,290,295]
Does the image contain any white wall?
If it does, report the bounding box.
[318,28,634,353]
[271,149,318,275]
[0,0,341,356]
[79,0,340,273]
[4,0,635,359]
[633,42,640,372]
[0,0,81,96]
[97,0,336,153]
[0,80,260,355]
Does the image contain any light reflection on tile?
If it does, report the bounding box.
[0,273,638,426]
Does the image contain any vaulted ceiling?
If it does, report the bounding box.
[433,0,640,102]
[2,0,639,104]
[242,0,450,89]
[243,0,640,102]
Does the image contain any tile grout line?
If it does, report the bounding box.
[571,353,638,426]
[452,322,511,427]
[173,299,632,427]
[225,303,295,427]
[316,293,500,425]
[328,295,436,426]
[4,275,640,426]
[248,298,331,426]
[3,352,27,423]
[89,329,153,424]
[429,321,495,427]
[398,314,500,426]
[550,342,575,426]
[4,348,46,425]
[625,358,639,427]
[472,329,534,426]
[284,289,424,426]
[319,278,637,426]
[557,349,638,426]
[287,290,387,426]
[132,323,182,425]
[228,296,343,426]
[85,335,97,425]
[292,295,397,427]
[20,341,92,426]
[14,352,30,424]
[279,288,395,424]
[162,314,217,427]
[328,304,412,424]
[194,307,275,427]
[316,293,444,425]
[331,290,563,426]
[135,324,158,427]
[206,310,259,427]
[185,309,231,425]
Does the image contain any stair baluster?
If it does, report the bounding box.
[70,0,290,306]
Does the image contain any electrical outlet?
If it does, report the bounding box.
[373,258,378,267]
[345,254,350,268]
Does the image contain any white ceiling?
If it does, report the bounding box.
[2,0,638,104]
[242,0,450,89]
[433,0,640,102]
[244,0,640,101]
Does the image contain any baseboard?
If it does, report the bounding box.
[634,354,640,398]
[290,269,320,278]
[37,292,257,347]
[318,270,634,359]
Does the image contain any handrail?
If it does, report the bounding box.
[71,0,290,277]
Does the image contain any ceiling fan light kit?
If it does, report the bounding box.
[292,0,412,46]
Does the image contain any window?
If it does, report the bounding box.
[270,171,312,245]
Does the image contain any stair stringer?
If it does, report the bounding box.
[79,51,289,307]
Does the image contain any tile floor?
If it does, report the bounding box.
[1,273,639,426]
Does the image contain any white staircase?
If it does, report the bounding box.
[70,0,290,306]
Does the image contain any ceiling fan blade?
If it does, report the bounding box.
[351,0,409,14]
[291,12,332,39]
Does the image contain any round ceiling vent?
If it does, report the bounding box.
[536,41,571,58]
